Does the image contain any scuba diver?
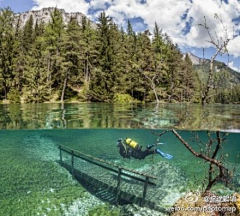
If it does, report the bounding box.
[117,138,173,160]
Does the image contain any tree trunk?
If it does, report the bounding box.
[61,72,68,103]
[84,53,89,82]
[61,102,67,128]
[4,83,7,100]
[152,83,159,104]
[47,55,51,93]
[201,57,214,105]
[143,71,159,104]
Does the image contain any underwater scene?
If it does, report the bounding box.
[0,103,240,216]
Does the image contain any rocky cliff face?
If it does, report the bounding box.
[183,52,206,65]
[14,7,95,28]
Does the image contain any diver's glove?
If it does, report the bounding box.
[156,149,173,160]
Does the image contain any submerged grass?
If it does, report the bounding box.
[0,154,87,216]
[87,204,120,216]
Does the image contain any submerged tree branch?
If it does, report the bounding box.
[171,129,230,193]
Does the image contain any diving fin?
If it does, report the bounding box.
[156,149,173,160]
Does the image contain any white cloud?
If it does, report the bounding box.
[32,0,90,15]
[228,61,240,72]
[90,0,109,10]
[183,0,240,52]
[228,36,240,58]
[32,0,240,57]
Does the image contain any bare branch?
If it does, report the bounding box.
[200,15,231,105]
[171,129,230,193]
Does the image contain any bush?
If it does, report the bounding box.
[7,89,21,103]
[113,93,136,103]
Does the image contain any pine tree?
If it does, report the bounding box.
[24,36,51,102]
[18,14,35,96]
[136,30,154,102]
[127,20,134,36]
[89,12,114,101]
[12,16,24,93]
[43,8,64,96]
[182,54,199,102]
[163,40,184,102]
[23,21,51,103]
[124,20,140,99]
[33,20,45,39]
[60,17,82,102]
[22,14,34,53]
[111,26,128,96]
[0,8,16,100]
[80,16,99,100]
[146,23,169,102]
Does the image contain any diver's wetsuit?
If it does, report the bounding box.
[118,140,155,160]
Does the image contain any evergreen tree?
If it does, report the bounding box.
[12,16,24,92]
[89,12,115,101]
[33,20,45,39]
[124,20,141,99]
[127,20,134,36]
[148,23,169,102]
[18,14,35,95]
[22,14,34,53]
[164,41,184,102]
[80,17,99,83]
[43,8,64,95]
[182,54,199,102]
[60,17,82,102]
[0,8,16,100]
[23,35,51,102]
[111,26,129,96]
[136,30,154,102]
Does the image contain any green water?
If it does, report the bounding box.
[0,103,240,215]
[0,129,239,215]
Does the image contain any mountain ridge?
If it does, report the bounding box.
[13,7,96,28]
[184,52,240,84]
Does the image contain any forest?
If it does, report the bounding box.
[0,7,240,104]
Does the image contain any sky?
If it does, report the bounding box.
[0,0,240,72]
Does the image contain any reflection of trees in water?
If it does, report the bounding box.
[137,103,178,129]
[0,103,240,130]
[168,104,240,131]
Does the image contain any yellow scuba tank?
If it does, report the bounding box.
[125,138,141,150]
